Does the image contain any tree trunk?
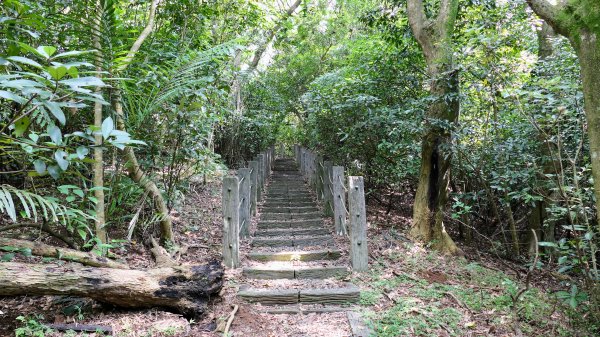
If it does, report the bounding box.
[0,261,223,319]
[92,0,107,246]
[577,33,600,231]
[407,0,461,255]
[410,69,461,254]
[504,195,520,257]
[112,88,174,244]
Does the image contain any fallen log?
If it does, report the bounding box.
[0,238,128,269]
[0,260,223,318]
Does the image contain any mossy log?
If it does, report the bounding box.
[0,260,223,318]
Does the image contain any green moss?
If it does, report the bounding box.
[556,0,600,44]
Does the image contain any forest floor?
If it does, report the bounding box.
[0,177,587,337]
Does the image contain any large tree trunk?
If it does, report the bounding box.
[526,0,600,241]
[577,32,600,231]
[410,68,461,254]
[0,261,223,318]
[407,0,461,254]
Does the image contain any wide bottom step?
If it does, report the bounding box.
[248,249,342,261]
[238,284,360,305]
[243,266,349,279]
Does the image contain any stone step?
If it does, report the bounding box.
[243,266,349,279]
[238,284,360,305]
[258,305,353,315]
[266,192,312,196]
[248,249,342,262]
[263,200,315,207]
[261,212,322,221]
[266,196,313,201]
[257,219,323,230]
[252,235,334,248]
[254,228,329,237]
[260,206,320,214]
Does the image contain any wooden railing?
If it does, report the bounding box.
[222,146,274,268]
[293,145,369,271]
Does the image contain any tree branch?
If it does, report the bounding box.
[115,0,161,73]
[436,0,459,37]
[406,0,429,41]
[525,0,569,37]
[248,0,302,71]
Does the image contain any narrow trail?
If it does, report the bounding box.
[235,157,370,336]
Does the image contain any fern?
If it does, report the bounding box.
[123,41,239,130]
[0,185,88,225]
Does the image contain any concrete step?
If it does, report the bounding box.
[254,228,329,237]
[243,266,349,279]
[238,284,360,305]
[261,212,321,221]
[252,235,334,248]
[257,219,323,229]
[262,201,315,207]
[248,249,342,262]
[260,206,320,213]
[265,197,313,202]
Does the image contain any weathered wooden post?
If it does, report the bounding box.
[237,168,251,238]
[249,161,258,216]
[300,149,306,177]
[323,161,334,217]
[332,166,347,235]
[262,152,268,184]
[222,176,240,268]
[348,176,368,271]
[316,155,324,200]
[257,154,265,202]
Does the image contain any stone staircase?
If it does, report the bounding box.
[237,157,360,312]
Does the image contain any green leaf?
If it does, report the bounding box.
[76,146,89,159]
[47,165,60,179]
[13,117,30,137]
[44,101,66,125]
[20,248,32,257]
[538,241,558,248]
[33,159,46,174]
[77,228,87,240]
[60,77,105,87]
[0,90,26,104]
[54,150,69,171]
[101,117,114,139]
[37,46,57,58]
[7,56,43,69]
[1,253,15,262]
[48,125,62,145]
[2,79,43,89]
[47,66,68,80]
[52,50,95,59]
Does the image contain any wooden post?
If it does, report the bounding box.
[332,166,347,235]
[348,176,368,271]
[237,168,251,238]
[300,150,306,176]
[222,176,240,268]
[262,152,268,184]
[316,155,324,200]
[323,161,333,217]
[249,161,258,216]
[257,154,265,202]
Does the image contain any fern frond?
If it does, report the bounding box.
[0,185,90,225]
